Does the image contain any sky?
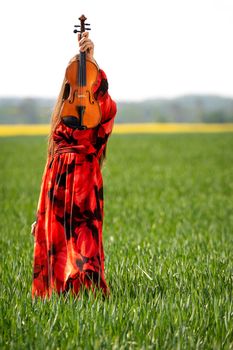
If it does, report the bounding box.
[0,0,232,101]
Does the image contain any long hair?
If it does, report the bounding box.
[47,54,106,169]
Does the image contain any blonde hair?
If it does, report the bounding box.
[47,54,106,168]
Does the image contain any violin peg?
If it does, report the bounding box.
[85,28,91,30]
[74,25,81,27]
[85,23,90,26]
[73,29,81,33]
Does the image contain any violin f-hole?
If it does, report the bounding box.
[62,83,71,102]
[86,90,95,105]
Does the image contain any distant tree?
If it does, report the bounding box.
[18,98,40,123]
[203,110,229,123]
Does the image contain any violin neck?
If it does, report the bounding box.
[78,51,86,86]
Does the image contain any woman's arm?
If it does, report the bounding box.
[31,221,37,236]
[93,69,117,160]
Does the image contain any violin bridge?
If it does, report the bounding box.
[75,91,86,98]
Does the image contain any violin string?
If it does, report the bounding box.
[77,51,81,108]
[81,37,83,124]
[79,32,82,121]
[81,31,83,125]
[82,31,85,125]
[77,40,79,109]
[79,34,81,110]
[79,46,81,112]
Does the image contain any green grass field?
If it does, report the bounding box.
[0,133,233,349]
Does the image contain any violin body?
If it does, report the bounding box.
[60,14,102,130]
[60,56,102,129]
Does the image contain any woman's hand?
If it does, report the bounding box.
[78,32,94,61]
[31,221,37,236]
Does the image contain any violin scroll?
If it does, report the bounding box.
[73,15,91,34]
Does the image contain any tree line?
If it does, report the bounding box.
[0,95,233,124]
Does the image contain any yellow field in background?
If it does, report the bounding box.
[0,123,233,136]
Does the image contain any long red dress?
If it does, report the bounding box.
[31,68,117,299]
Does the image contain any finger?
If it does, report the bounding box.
[80,40,93,49]
[79,31,89,40]
[79,36,92,45]
[79,37,87,45]
[80,42,94,51]
[78,32,88,40]
[80,39,93,46]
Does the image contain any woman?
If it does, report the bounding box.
[31,31,117,299]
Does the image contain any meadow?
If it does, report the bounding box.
[0,132,233,349]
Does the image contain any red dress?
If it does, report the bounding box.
[31,68,117,299]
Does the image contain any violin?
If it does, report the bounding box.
[60,14,102,130]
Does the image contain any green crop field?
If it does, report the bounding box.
[0,133,233,349]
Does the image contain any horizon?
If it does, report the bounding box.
[1,92,233,104]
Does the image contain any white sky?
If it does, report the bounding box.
[0,0,232,101]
